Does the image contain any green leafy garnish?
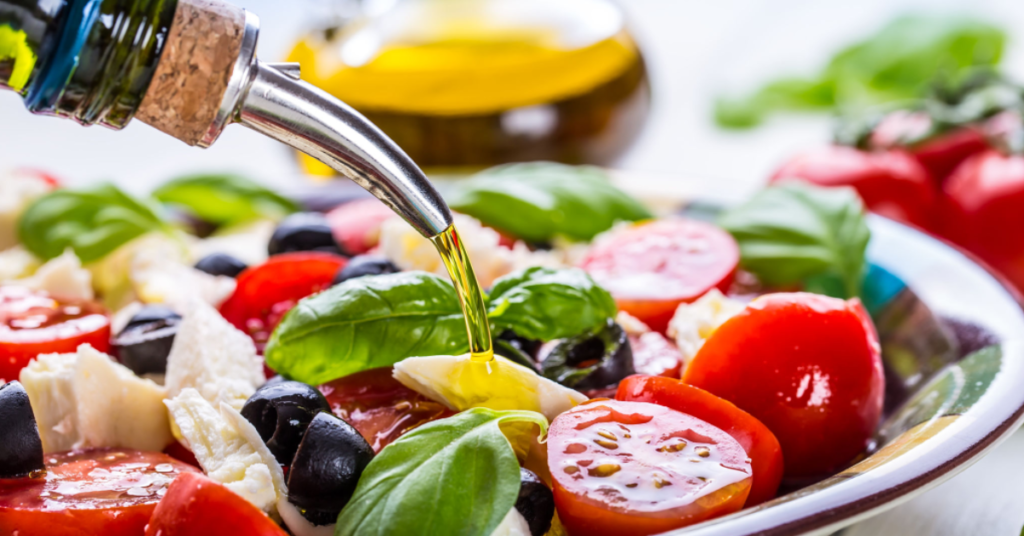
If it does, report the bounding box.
[337,408,548,536]
[153,173,299,225]
[718,183,870,298]
[18,183,172,262]
[447,162,652,243]
[716,15,1006,129]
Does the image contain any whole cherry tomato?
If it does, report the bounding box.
[683,293,883,480]
[770,145,936,231]
[616,375,783,505]
[145,472,287,536]
[867,110,990,185]
[579,219,739,334]
[0,448,198,536]
[0,286,110,382]
[548,399,752,536]
[326,198,396,255]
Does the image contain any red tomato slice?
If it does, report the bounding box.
[319,367,454,453]
[579,219,739,334]
[145,472,287,536]
[219,252,347,351]
[616,375,783,505]
[682,293,883,480]
[630,332,683,379]
[548,399,752,536]
[326,198,396,255]
[0,448,198,536]
[770,145,936,231]
[0,286,111,382]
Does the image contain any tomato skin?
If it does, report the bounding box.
[910,128,990,185]
[219,252,347,350]
[579,219,739,334]
[326,198,396,255]
[683,293,883,480]
[144,472,287,536]
[616,375,783,505]
[0,287,111,382]
[770,145,936,231]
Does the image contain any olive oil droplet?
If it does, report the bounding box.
[431,224,493,362]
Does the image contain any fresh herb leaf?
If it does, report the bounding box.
[264,271,468,385]
[447,162,652,243]
[337,408,548,536]
[718,183,870,298]
[153,174,299,225]
[18,183,171,262]
[488,267,617,341]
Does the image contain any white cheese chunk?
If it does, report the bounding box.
[192,218,275,267]
[164,299,264,411]
[490,508,531,536]
[666,289,746,367]
[15,249,93,301]
[19,352,80,453]
[0,245,40,281]
[0,169,52,251]
[279,498,335,536]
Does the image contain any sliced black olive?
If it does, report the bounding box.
[494,330,543,372]
[497,330,542,360]
[241,381,331,466]
[540,320,635,390]
[515,468,555,536]
[0,381,44,478]
[194,253,248,278]
[287,412,375,525]
[112,305,182,376]
[268,212,345,256]
[332,255,400,286]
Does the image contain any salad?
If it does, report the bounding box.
[0,163,884,536]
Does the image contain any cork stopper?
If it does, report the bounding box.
[136,0,246,146]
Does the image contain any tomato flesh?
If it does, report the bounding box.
[548,399,751,536]
[319,367,454,452]
[145,472,287,536]
[579,219,739,334]
[0,286,111,382]
[616,375,783,505]
[629,332,683,379]
[683,293,883,480]
[0,448,198,536]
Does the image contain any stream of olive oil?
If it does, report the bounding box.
[431,224,493,362]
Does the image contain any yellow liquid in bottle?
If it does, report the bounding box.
[431,224,493,362]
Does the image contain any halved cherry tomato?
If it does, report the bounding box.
[629,332,683,378]
[319,367,454,452]
[219,252,347,351]
[683,293,883,480]
[145,472,287,536]
[0,286,110,382]
[326,198,396,255]
[770,145,936,231]
[579,219,739,334]
[616,375,783,505]
[0,448,198,536]
[548,399,752,536]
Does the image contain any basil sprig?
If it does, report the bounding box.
[18,183,173,262]
[265,267,616,385]
[718,183,870,298]
[153,173,298,225]
[337,408,548,536]
[447,162,652,243]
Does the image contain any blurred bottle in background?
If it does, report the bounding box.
[288,0,650,175]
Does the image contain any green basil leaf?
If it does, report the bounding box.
[18,183,171,262]
[337,408,548,536]
[717,183,870,298]
[264,271,469,385]
[447,162,652,243]
[488,267,617,341]
[153,174,299,225]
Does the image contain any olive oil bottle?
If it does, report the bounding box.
[288,0,650,173]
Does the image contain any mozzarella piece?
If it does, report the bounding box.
[164,299,264,411]
[278,499,335,536]
[15,249,93,300]
[666,289,745,366]
[490,508,531,536]
[19,352,80,453]
[192,218,275,267]
[165,389,286,514]
[393,354,586,422]
[0,245,40,281]
[0,169,52,250]
[89,232,190,310]
[132,260,236,309]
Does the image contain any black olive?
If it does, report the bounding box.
[269,212,345,256]
[0,381,44,478]
[287,412,375,525]
[497,330,542,360]
[241,381,331,466]
[515,468,555,536]
[494,330,543,372]
[194,253,248,278]
[540,320,635,390]
[332,255,400,286]
[112,305,182,376]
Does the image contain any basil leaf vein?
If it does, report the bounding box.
[153,173,298,225]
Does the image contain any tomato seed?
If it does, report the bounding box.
[593,439,619,450]
[588,464,621,477]
[597,430,617,441]
[696,447,711,458]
